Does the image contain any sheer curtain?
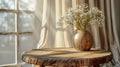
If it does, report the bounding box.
[35,0,120,67]
[37,0,74,48]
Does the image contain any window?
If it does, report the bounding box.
[0,0,37,67]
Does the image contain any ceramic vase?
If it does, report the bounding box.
[74,30,93,51]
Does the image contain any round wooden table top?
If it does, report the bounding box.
[22,48,112,66]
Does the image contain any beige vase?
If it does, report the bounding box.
[74,30,93,51]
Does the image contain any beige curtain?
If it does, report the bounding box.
[37,0,73,48]
[36,0,120,67]
[110,0,120,66]
[37,0,56,48]
[88,0,120,67]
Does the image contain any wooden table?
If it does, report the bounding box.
[22,48,112,67]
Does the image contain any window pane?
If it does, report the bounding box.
[0,35,15,65]
[19,0,36,11]
[18,34,36,62]
[0,0,15,9]
[18,13,35,32]
[0,12,15,32]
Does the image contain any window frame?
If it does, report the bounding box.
[0,0,34,66]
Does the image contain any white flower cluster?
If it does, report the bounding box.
[59,4,104,30]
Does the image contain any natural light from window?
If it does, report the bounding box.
[0,0,37,67]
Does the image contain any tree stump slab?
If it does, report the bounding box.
[22,48,112,67]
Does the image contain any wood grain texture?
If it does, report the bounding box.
[22,48,112,67]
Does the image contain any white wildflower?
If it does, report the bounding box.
[58,4,104,30]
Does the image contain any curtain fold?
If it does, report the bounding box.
[89,0,102,49]
[37,0,50,48]
[62,0,73,47]
[99,0,109,50]
[54,0,65,47]
[47,0,56,48]
[110,0,120,66]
